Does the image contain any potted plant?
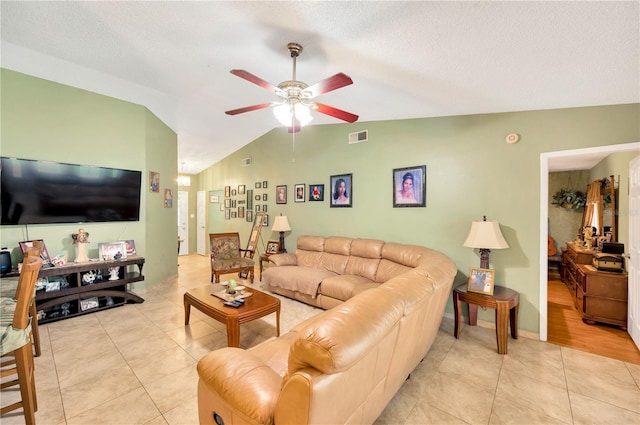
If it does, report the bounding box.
[552,188,586,210]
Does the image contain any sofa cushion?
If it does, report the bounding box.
[319,275,379,301]
[211,258,254,271]
[262,266,338,298]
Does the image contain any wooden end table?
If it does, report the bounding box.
[259,253,271,280]
[453,284,519,354]
[184,284,280,347]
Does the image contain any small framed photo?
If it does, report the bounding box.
[164,189,173,208]
[231,189,237,196]
[276,185,287,204]
[330,174,352,208]
[246,210,253,222]
[19,239,51,264]
[256,205,261,212]
[210,195,219,203]
[238,206,245,218]
[255,195,261,201]
[393,165,426,208]
[121,240,136,256]
[309,184,324,201]
[247,190,253,209]
[232,200,236,208]
[98,241,127,261]
[80,297,99,311]
[45,280,61,292]
[467,267,495,295]
[295,184,306,202]
[231,211,237,218]
[262,193,268,201]
[266,241,280,254]
[263,181,268,189]
[238,185,246,195]
[220,203,225,211]
[225,199,231,208]
[263,214,269,227]
[255,182,262,189]
[225,186,231,197]
[262,204,268,212]
[149,171,160,193]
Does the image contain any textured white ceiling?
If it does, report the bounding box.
[2,1,638,174]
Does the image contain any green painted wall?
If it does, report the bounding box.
[0,69,177,287]
[197,104,640,333]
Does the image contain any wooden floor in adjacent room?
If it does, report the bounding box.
[547,279,640,365]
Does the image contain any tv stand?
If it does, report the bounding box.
[31,256,145,324]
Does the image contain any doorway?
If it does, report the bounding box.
[539,142,640,344]
[178,190,189,256]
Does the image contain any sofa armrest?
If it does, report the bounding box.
[269,253,298,267]
[197,347,281,425]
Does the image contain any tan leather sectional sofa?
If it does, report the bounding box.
[196,235,457,425]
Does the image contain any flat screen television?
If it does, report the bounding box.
[1,157,142,225]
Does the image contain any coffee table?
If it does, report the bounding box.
[184,284,281,347]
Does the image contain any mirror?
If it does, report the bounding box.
[582,175,616,245]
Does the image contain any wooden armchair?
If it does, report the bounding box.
[209,233,255,283]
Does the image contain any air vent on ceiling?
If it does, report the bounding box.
[241,157,252,167]
[348,130,368,144]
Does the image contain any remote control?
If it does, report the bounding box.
[223,301,241,308]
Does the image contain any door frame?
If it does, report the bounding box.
[539,142,640,341]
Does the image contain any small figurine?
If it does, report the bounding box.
[72,228,90,263]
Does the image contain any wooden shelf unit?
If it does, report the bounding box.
[33,256,145,324]
[561,242,627,329]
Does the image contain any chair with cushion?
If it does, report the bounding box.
[210,233,255,284]
[0,252,43,424]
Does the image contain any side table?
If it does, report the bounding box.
[453,284,519,354]
[259,253,271,280]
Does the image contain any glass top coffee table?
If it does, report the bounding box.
[183,284,280,347]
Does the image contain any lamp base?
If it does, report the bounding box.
[279,231,287,253]
[479,249,491,269]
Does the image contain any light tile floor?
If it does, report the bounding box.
[2,254,640,424]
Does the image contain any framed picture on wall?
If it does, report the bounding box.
[393,165,426,207]
[330,174,352,208]
[224,186,231,197]
[309,184,324,201]
[295,184,306,202]
[149,172,160,193]
[276,185,287,204]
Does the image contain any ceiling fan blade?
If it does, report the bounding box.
[303,73,353,98]
[230,69,282,95]
[225,103,274,115]
[313,102,359,123]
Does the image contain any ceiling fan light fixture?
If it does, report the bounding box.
[273,102,313,127]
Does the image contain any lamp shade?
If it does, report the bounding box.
[463,220,509,249]
[272,215,291,232]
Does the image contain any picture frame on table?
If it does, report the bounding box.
[80,297,99,311]
[330,174,352,208]
[393,165,426,208]
[276,185,287,204]
[19,239,52,264]
[295,184,306,202]
[98,241,127,261]
[121,240,136,256]
[266,241,280,254]
[308,184,324,201]
[467,267,495,295]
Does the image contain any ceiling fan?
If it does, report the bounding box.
[225,42,358,133]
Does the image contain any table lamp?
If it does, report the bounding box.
[463,216,509,268]
[271,215,291,253]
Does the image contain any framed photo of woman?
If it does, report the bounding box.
[393,165,426,208]
[330,174,352,208]
[276,185,287,204]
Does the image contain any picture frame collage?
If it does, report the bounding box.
[224,181,268,226]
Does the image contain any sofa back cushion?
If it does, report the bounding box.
[317,237,352,274]
[295,235,326,268]
[376,243,425,282]
[344,238,384,281]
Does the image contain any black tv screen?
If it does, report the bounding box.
[1,157,142,225]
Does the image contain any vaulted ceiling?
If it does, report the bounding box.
[2,1,638,174]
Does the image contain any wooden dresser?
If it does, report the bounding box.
[561,242,628,329]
